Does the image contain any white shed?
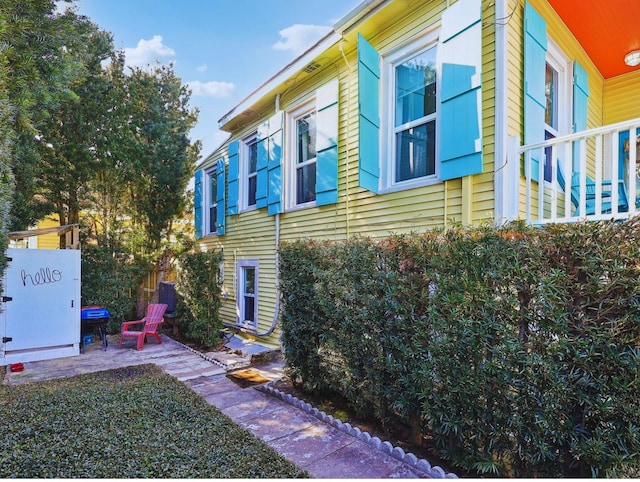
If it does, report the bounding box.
[1,225,81,365]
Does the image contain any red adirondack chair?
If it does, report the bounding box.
[118,303,168,350]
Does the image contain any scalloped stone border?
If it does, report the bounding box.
[162,334,228,369]
[256,381,458,479]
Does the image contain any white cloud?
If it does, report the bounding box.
[197,63,208,73]
[273,24,332,56]
[187,80,235,98]
[124,35,175,68]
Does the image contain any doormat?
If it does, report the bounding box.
[227,369,270,388]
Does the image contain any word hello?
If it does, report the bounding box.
[20,267,63,287]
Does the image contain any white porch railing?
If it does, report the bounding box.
[505,118,640,225]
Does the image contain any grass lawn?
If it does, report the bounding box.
[0,364,308,478]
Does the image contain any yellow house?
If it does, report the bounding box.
[195,0,640,347]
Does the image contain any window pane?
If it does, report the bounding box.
[296,164,316,204]
[248,141,258,174]
[297,112,316,164]
[395,121,436,182]
[208,173,216,205]
[395,48,437,126]
[209,206,216,233]
[244,267,255,294]
[244,296,255,322]
[248,175,257,206]
[545,63,557,129]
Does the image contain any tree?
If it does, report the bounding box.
[120,64,199,250]
[2,0,100,230]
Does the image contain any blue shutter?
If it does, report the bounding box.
[523,1,547,182]
[227,140,239,215]
[438,0,483,181]
[194,169,203,239]
[572,61,588,173]
[216,159,226,235]
[358,33,380,193]
[267,111,283,215]
[316,79,339,206]
[256,120,269,208]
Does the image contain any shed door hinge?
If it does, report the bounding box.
[2,296,12,302]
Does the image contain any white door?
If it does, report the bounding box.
[1,248,80,364]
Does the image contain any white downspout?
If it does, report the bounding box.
[493,0,516,224]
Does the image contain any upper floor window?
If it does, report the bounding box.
[382,34,439,191]
[241,133,258,210]
[205,167,217,235]
[288,103,317,208]
[395,48,437,183]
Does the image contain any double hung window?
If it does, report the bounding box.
[205,167,217,235]
[237,260,258,328]
[382,34,439,191]
[295,110,317,205]
[241,133,258,210]
[394,47,437,183]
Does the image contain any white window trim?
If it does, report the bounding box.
[239,131,258,212]
[380,28,440,194]
[286,97,317,211]
[204,166,217,236]
[236,259,258,328]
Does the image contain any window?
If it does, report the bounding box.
[241,133,258,210]
[237,260,258,328]
[205,167,217,235]
[382,33,439,191]
[288,104,317,208]
[394,48,437,183]
[543,41,570,182]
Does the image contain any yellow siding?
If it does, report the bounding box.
[604,70,640,124]
[37,217,63,249]
[200,0,499,346]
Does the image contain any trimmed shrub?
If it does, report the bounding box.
[175,249,223,348]
[279,220,640,477]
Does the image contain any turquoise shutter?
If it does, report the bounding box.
[256,120,269,208]
[227,140,239,215]
[523,1,547,182]
[358,33,380,193]
[216,159,226,235]
[438,0,483,181]
[316,79,339,206]
[572,61,589,171]
[194,169,203,239]
[267,111,283,215]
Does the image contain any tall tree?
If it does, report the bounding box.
[2,0,103,230]
[36,18,115,227]
[121,64,200,251]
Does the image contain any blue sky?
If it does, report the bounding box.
[72,0,362,159]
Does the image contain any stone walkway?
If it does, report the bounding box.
[3,334,456,479]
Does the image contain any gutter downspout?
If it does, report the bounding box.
[223,101,282,339]
[493,0,512,224]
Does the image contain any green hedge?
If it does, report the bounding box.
[175,250,223,348]
[279,220,640,477]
